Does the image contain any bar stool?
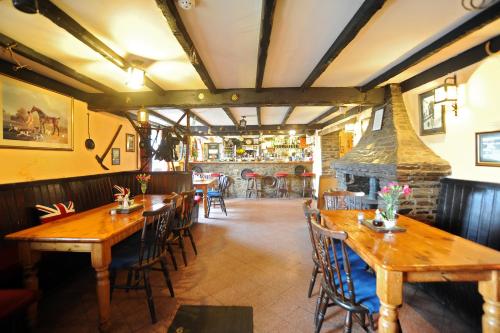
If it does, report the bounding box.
[274,172,289,198]
[301,172,314,198]
[245,173,260,198]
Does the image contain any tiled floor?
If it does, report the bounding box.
[36,198,479,332]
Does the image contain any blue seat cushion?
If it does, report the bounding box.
[207,191,222,197]
[333,268,380,314]
[110,244,140,269]
[328,244,366,269]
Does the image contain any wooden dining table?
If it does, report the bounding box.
[5,194,173,332]
[193,178,217,218]
[321,209,500,333]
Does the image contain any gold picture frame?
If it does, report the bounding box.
[126,133,135,152]
[0,74,74,150]
[476,130,500,167]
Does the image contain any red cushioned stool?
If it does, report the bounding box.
[274,172,289,199]
[301,172,315,198]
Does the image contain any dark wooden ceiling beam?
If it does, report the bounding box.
[300,0,385,89]
[361,2,500,91]
[37,0,164,95]
[256,106,262,126]
[401,35,500,93]
[307,106,338,125]
[281,106,295,125]
[189,124,322,136]
[321,106,371,128]
[0,33,117,94]
[255,0,277,91]
[222,107,239,126]
[86,87,384,110]
[155,0,217,93]
[0,58,90,101]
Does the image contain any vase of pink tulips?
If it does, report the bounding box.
[378,182,412,228]
[136,173,151,201]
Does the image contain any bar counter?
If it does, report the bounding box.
[189,161,313,198]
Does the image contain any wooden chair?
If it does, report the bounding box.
[171,190,197,266]
[303,200,322,298]
[323,191,365,210]
[310,218,379,333]
[109,202,177,324]
[207,175,230,217]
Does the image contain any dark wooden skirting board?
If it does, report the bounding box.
[424,177,500,327]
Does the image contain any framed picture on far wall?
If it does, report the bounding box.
[111,148,120,165]
[125,133,135,152]
[0,74,74,150]
[419,89,445,136]
[476,131,500,167]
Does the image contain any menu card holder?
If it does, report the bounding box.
[361,219,406,233]
[110,203,144,214]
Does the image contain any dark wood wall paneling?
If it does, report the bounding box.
[429,177,500,326]
[0,171,192,238]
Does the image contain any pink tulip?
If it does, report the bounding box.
[387,182,397,187]
[403,184,412,196]
[380,186,390,194]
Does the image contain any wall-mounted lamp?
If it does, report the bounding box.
[434,74,458,116]
[126,62,145,89]
[239,116,247,129]
[138,107,149,124]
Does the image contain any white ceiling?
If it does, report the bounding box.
[176,0,262,89]
[286,106,333,124]
[263,0,364,88]
[191,108,235,126]
[0,0,495,127]
[313,0,479,87]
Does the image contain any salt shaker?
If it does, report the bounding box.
[357,212,365,223]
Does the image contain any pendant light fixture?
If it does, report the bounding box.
[239,116,247,129]
[138,106,149,124]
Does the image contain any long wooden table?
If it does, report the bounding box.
[193,178,216,218]
[5,194,172,331]
[321,210,500,333]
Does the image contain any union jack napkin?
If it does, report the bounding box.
[113,185,130,200]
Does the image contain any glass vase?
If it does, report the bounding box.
[141,183,147,201]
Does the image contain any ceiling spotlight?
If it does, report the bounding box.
[178,0,196,10]
[126,61,145,89]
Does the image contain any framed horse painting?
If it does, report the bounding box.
[0,74,74,150]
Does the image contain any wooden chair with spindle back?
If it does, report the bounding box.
[171,190,197,266]
[310,218,380,333]
[323,191,365,210]
[303,200,322,299]
[109,202,177,324]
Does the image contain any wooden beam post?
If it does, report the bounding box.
[0,33,117,94]
[281,106,294,125]
[256,106,262,126]
[155,0,217,93]
[223,107,239,126]
[184,110,190,172]
[307,106,338,125]
[361,2,500,91]
[86,87,385,110]
[400,36,500,93]
[255,0,277,91]
[300,0,385,89]
[37,0,165,95]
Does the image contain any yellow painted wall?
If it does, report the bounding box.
[0,95,138,184]
[403,55,500,183]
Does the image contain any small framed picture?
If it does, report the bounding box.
[419,89,445,136]
[126,133,135,152]
[476,131,500,167]
[111,148,120,165]
[372,108,384,131]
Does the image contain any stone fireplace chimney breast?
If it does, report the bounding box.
[332,84,451,222]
